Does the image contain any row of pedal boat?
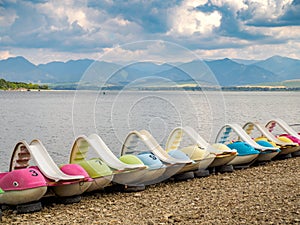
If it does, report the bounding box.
[0,118,299,216]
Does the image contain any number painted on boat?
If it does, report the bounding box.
[149,154,157,160]
[29,169,39,176]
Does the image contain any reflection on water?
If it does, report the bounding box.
[0,90,299,171]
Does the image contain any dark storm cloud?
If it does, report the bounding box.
[0,0,113,50]
[280,0,300,25]
[87,0,181,33]
[241,0,300,27]
[0,0,299,57]
[196,1,268,40]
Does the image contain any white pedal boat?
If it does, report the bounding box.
[70,133,168,188]
[216,124,280,163]
[166,126,237,169]
[121,130,194,182]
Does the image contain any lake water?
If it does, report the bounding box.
[0,90,299,171]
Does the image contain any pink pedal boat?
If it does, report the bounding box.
[9,140,92,203]
[265,118,300,157]
[0,167,47,213]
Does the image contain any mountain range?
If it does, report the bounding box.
[0,55,299,87]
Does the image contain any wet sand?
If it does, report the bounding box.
[1,157,300,224]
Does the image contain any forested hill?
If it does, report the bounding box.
[0,78,49,90]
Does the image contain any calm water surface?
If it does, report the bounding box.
[0,90,299,171]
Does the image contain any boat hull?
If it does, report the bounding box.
[196,157,215,169]
[177,162,201,174]
[256,151,280,162]
[52,180,92,197]
[137,167,167,185]
[160,164,185,181]
[209,155,237,167]
[279,146,300,155]
[227,154,258,166]
[86,175,113,192]
[113,167,166,186]
[0,186,47,205]
[113,169,146,185]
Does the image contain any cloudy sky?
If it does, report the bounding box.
[0,0,300,64]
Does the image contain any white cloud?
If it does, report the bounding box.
[211,0,248,11]
[0,51,13,60]
[98,41,204,64]
[185,0,208,8]
[209,0,292,21]
[246,26,300,41]
[100,46,146,63]
[168,0,222,36]
[11,0,143,51]
[243,0,293,22]
[194,38,300,60]
[0,7,18,27]
[1,0,299,64]
[6,47,103,65]
[6,34,300,65]
[35,0,140,35]
[36,0,92,30]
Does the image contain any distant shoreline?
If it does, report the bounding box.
[1,77,300,92]
[2,87,300,92]
[2,85,300,92]
[50,86,300,91]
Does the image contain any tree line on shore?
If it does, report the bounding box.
[1,77,299,91]
[0,78,49,90]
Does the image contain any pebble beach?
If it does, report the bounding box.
[1,157,299,224]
